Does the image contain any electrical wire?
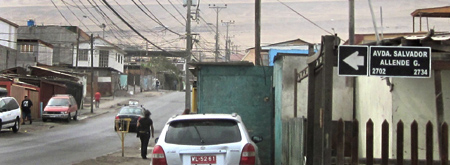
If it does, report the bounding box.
[168,0,187,20]
[276,0,333,35]
[50,0,73,26]
[131,0,182,36]
[101,0,180,56]
[155,0,185,26]
[60,0,92,32]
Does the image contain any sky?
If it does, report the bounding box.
[1,0,450,58]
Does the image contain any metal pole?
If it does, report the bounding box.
[76,27,80,69]
[368,0,380,44]
[90,34,94,113]
[209,4,227,62]
[185,0,192,109]
[255,0,261,65]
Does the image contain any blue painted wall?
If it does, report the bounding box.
[269,49,309,66]
[196,65,274,165]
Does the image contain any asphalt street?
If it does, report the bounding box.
[0,90,184,165]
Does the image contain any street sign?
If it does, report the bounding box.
[338,45,369,76]
[369,46,431,78]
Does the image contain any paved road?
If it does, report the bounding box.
[0,91,184,165]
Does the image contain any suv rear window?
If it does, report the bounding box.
[47,98,69,106]
[165,119,242,145]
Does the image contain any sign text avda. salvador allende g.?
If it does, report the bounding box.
[369,46,431,78]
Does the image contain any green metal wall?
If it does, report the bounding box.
[197,65,274,165]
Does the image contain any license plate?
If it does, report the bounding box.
[191,155,216,164]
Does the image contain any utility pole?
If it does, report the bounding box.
[255,0,261,65]
[90,34,94,113]
[209,4,227,62]
[76,27,80,69]
[185,0,193,109]
[222,20,234,62]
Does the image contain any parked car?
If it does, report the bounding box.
[152,113,263,165]
[42,94,78,122]
[0,97,21,133]
[114,104,147,132]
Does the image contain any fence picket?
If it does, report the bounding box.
[411,120,418,165]
[352,119,359,165]
[367,119,374,165]
[442,122,448,165]
[382,120,389,165]
[397,120,404,165]
[337,119,344,165]
[426,121,433,165]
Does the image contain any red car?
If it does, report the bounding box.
[42,94,79,122]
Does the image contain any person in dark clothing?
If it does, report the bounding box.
[21,95,33,125]
[137,110,154,159]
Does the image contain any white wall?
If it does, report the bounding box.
[332,68,354,120]
[74,40,124,73]
[356,76,393,158]
[0,21,17,49]
[38,43,52,65]
[392,72,441,160]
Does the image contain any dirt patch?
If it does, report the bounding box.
[73,146,152,165]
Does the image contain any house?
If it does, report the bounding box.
[18,25,90,66]
[74,36,125,96]
[242,38,313,65]
[0,17,18,71]
[17,39,53,68]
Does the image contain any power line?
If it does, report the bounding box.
[60,0,92,32]
[276,0,333,35]
[101,0,180,56]
[155,0,185,26]
[130,0,182,36]
[50,0,73,26]
[167,0,187,22]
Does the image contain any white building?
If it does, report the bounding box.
[0,17,18,70]
[74,36,124,73]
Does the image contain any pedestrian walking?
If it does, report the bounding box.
[137,110,154,159]
[21,95,33,124]
[156,80,160,91]
[94,92,101,108]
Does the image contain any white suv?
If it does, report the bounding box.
[152,113,263,165]
[0,97,21,133]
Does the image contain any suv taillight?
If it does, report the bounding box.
[152,145,167,165]
[115,116,119,120]
[240,143,256,165]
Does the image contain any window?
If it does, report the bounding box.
[165,119,242,145]
[79,49,89,61]
[99,50,109,67]
[20,44,34,52]
[5,98,19,110]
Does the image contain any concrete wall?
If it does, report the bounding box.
[0,45,17,71]
[196,65,274,165]
[17,26,84,66]
[0,21,17,50]
[356,76,393,158]
[356,70,450,160]
[391,70,450,160]
[37,42,53,65]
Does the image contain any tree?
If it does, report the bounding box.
[144,56,182,90]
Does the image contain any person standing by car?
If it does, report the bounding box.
[94,92,101,108]
[137,110,154,159]
[21,95,33,125]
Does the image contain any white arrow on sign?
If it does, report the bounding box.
[343,51,365,70]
